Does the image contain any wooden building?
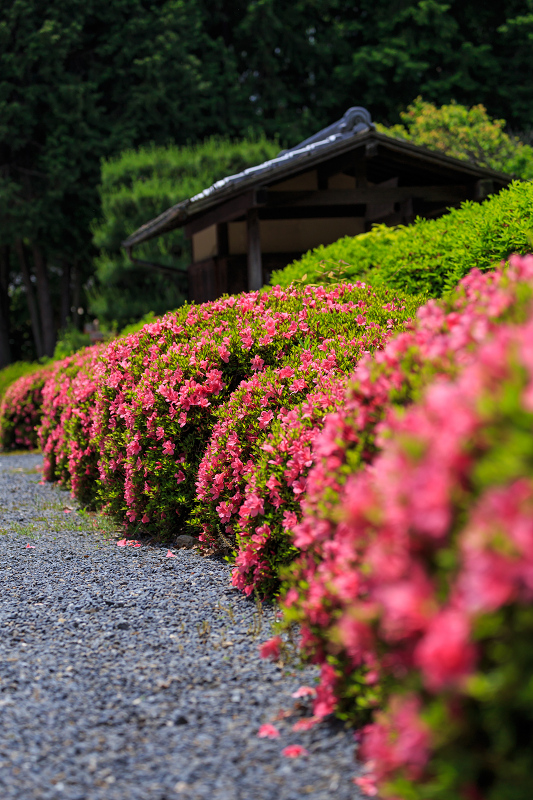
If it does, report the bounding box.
[123,107,511,304]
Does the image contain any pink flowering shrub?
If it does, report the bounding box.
[194,285,417,592]
[0,367,50,450]
[195,363,317,552]
[94,283,419,534]
[229,258,532,598]
[278,256,533,798]
[228,374,348,597]
[38,346,104,506]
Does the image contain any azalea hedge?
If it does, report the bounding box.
[0,367,51,450]
[39,345,104,506]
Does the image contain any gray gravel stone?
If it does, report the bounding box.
[0,452,365,799]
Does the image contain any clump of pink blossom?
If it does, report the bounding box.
[0,367,50,451]
[38,345,104,504]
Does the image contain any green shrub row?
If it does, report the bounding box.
[0,360,45,402]
[271,179,533,297]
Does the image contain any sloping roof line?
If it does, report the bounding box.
[190,105,375,205]
[123,107,374,248]
[123,108,512,250]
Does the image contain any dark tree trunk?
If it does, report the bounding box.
[71,260,81,330]
[32,245,55,357]
[60,259,71,331]
[0,245,12,367]
[15,238,43,359]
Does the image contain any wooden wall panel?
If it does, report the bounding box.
[228,217,364,255]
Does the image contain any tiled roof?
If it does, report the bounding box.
[188,107,374,203]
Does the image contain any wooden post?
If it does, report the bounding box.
[246,208,262,291]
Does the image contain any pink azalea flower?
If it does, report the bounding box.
[353,775,378,796]
[259,636,282,660]
[218,344,230,362]
[291,686,317,699]
[292,717,319,732]
[281,744,308,758]
[282,510,298,530]
[414,609,476,690]
[257,724,280,738]
[258,410,274,429]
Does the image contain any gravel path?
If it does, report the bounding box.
[0,453,363,800]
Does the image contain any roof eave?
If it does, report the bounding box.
[122,128,376,248]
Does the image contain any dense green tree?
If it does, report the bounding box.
[376,98,533,177]
[331,1,533,126]
[0,0,240,363]
[203,1,533,138]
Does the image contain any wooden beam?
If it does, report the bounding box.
[258,205,366,220]
[185,190,264,237]
[247,208,262,291]
[265,185,469,207]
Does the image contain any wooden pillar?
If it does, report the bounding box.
[246,208,262,291]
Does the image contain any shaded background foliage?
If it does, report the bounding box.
[90,137,279,328]
[1,0,532,363]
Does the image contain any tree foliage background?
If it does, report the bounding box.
[1,0,532,364]
[91,136,279,329]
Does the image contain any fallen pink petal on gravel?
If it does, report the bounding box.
[292,717,319,732]
[281,745,309,758]
[259,635,281,660]
[25,544,35,549]
[257,724,280,739]
[166,550,176,558]
[291,686,317,698]
[116,539,128,547]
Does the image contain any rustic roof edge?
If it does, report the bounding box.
[123,114,513,249]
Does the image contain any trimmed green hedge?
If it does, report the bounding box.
[271,180,533,297]
[0,361,45,402]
